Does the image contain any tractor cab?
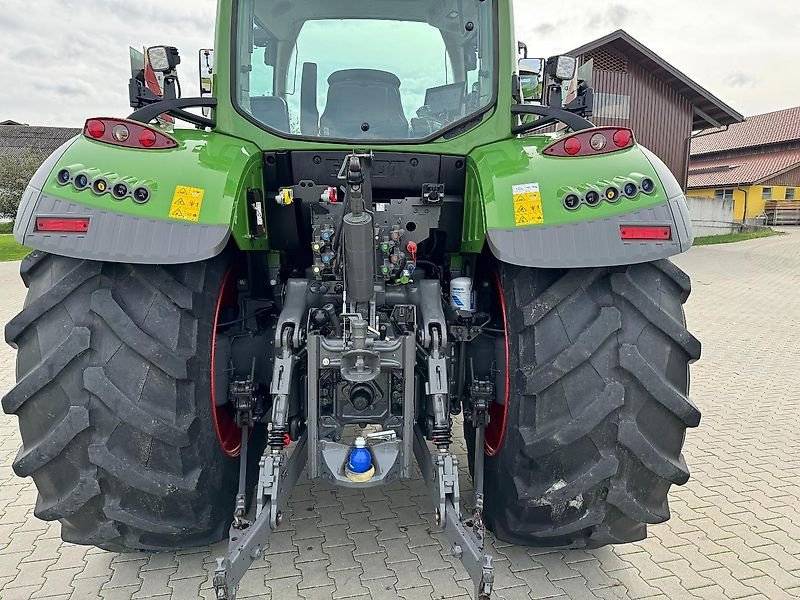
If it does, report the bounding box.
[233,0,496,141]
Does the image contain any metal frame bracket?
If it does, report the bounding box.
[213,434,308,600]
[413,427,494,598]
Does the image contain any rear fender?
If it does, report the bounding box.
[463,137,693,268]
[14,128,264,264]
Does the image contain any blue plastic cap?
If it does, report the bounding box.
[348,447,372,474]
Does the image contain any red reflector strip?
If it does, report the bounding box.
[620,226,671,241]
[35,218,90,233]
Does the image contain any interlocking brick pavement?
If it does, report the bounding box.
[1,229,800,599]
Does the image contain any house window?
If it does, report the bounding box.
[762,187,773,200]
[786,188,796,200]
[594,93,631,119]
[715,189,734,200]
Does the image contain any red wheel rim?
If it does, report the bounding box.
[211,267,242,457]
[484,271,510,456]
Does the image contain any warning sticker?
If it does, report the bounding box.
[169,186,205,222]
[512,183,544,227]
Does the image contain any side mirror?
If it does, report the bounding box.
[519,58,544,76]
[518,58,545,104]
[199,49,214,118]
[147,46,181,74]
[199,49,214,95]
[545,55,577,82]
[519,74,543,104]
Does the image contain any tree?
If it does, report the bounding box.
[0,152,47,221]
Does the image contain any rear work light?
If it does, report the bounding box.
[35,217,90,233]
[83,118,178,150]
[543,127,635,158]
[620,226,671,241]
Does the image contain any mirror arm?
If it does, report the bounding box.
[129,76,161,110]
[511,74,522,104]
[511,104,594,135]
[564,84,594,119]
[129,97,218,129]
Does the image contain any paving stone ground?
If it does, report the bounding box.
[1,230,800,599]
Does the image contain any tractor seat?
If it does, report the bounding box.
[250,96,290,132]
[320,69,409,139]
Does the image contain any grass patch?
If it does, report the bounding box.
[694,229,782,246]
[0,222,13,234]
[0,235,30,262]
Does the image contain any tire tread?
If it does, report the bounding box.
[475,259,700,548]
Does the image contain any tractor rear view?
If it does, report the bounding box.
[3,1,700,598]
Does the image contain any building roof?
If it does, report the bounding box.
[566,30,744,131]
[687,148,800,188]
[0,124,80,160]
[690,106,800,156]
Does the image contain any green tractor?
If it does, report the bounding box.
[3,1,701,598]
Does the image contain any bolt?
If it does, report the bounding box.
[322,357,331,367]
[435,508,441,526]
[275,512,283,527]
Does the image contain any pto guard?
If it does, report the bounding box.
[13,129,262,264]
[468,138,694,269]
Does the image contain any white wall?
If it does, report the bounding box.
[686,196,737,237]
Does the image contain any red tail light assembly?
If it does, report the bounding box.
[620,226,671,241]
[35,217,90,233]
[543,127,635,158]
[83,118,178,150]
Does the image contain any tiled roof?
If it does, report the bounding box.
[687,148,800,188]
[691,106,800,156]
[0,124,80,160]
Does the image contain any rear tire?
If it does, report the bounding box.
[465,259,701,548]
[2,251,241,552]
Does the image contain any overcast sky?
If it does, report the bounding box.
[2,0,797,127]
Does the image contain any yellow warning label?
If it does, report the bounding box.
[169,186,205,222]
[512,183,544,227]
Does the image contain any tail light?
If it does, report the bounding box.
[543,127,635,157]
[620,226,671,241]
[35,217,90,233]
[83,118,178,150]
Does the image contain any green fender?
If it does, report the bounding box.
[14,129,265,264]
[462,136,694,268]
